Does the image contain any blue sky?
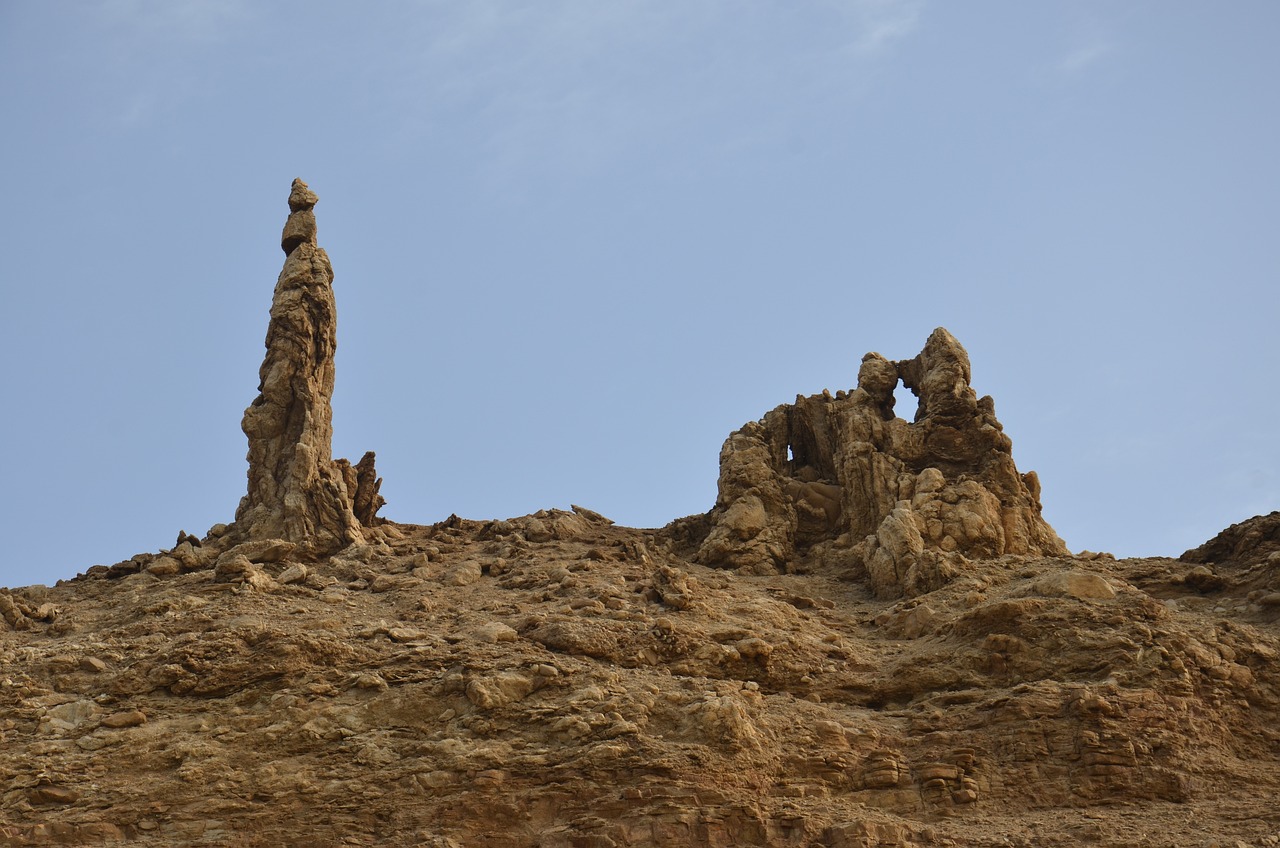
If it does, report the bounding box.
[1,1,1277,586]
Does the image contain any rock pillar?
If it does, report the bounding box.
[234,179,376,552]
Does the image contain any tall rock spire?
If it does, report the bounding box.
[234,179,374,552]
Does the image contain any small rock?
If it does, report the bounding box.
[571,504,613,524]
[277,563,309,585]
[244,569,277,592]
[370,574,405,593]
[233,539,297,564]
[465,672,535,710]
[27,785,79,805]
[900,604,937,638]
[472,622,518,643]
[214,554,255,583]
[146,556,181,577]
[80,657,108,673]
[440,561,482,587]
[100,709,147,728]
[76,734,117,751]
[46,699,100,731]
[1032,570,1116,600]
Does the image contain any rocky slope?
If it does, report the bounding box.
[1,182,1276,847]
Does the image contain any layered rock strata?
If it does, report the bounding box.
[233,179,382,553]
[697,327,1067,595]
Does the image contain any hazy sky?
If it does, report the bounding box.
[2,1,1277,587]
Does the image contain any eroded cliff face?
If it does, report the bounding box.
[232,179,382,554]
[697,328,1067,596]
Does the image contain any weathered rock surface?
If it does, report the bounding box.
[1182,510,1280,570]
[1,516,1277,846]
[696,328,1067,597]
[233,179,382,554]
[2,182,1276,846]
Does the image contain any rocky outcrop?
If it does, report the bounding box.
[339,451,386,529]
[697,328,1067,595]
[233,179,382,554]
[20,512,1280,846]
[1181,511,1280,570]
[5,180,1278,844]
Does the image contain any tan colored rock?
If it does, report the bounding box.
[26,786,79,806]
[465,672,537,709]
[213,554,255,583]
[227,538,297,564]
[12,507,1280,845]
[471,621,519,643]
[696,328,1067,595]
[1032,570,1117,600]
[1182,510,1280,571]
[352,450,386,527]
[100,709,147,728]
[0,591,31,630]
[146,555,181,576]
[45,699,100,732]
[276,562,309,585]
[233,179,382,554]
[13,184,1278,847]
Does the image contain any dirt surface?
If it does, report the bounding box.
[2,510,1277,846]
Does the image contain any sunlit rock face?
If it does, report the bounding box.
[697,327,1067,595]
[233,179,382,554]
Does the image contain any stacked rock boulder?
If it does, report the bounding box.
[232,179,383,555]
[697,327,1067,595]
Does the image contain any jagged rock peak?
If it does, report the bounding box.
[232,179,383,555]
[696,327,1067,596]
[281,177,320,255]
[1181,511,1280,571]
[288,177,319,211]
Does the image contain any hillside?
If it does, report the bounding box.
[1,182,1276,847]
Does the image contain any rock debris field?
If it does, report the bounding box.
[1,181,1277,847]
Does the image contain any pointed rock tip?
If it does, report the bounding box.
[926,326,962,348]
[921,326,971,375]
[288,178,319,212]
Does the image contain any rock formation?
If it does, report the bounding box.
[233,179,382,554]
[7,510,1279,846]
[697,328,1067,595]
[1181,510,1280,571]
[6,181,1279,846]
